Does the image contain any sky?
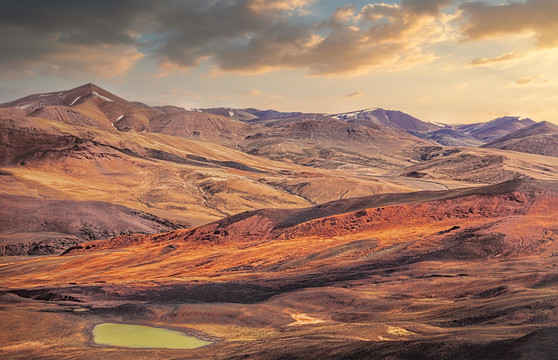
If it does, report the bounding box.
[1,0,557,124]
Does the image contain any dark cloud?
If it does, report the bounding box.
[400,0,452,16]
[460,0,558,47]
[0,0,150,45]
[0,0,452,78]
[0,0,151,78]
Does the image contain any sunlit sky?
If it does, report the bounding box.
[1,0,557,124]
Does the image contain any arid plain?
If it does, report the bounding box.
[1,84,558,359]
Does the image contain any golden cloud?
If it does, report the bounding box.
[240,89,263,96]
[345,91,364,98]
[247,0,315,12]
[515,78,534,85]
[468,52,526,66]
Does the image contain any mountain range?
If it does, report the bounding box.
[1,84,557,359]
[1,83,557,255]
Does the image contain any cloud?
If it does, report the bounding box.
[210,0,450,75]
[0,0,150,78]
[0,0,452,78]
[512,76,551,86]
[468,52,526,66]
[400,0,452,16]
[345,91,364,98]
[167,89,202,98]
[515,78,534,85]
[239,89,263,96]
[247,0,316,12]
[460,0,558,47]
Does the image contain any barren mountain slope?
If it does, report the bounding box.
[333,108,441,132]
[396,146,558,184]
[0,194,181,256]
[457,116,536,143]
[410,128,485,147]
[482,121,558,157]
[411,116,538,148]
[240,115,432,173]
[0,84,251,144]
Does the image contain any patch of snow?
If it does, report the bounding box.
[333,108,378,120]
[58,93,64,96]
[16,104,31,110]
[229,111,234,117]
[69,96,81,106]
[116,115,124,121]
[92,91,113,102]
[39,94,50,97]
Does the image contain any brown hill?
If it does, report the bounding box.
[198,107,259,122]
[0,114,317,225]
[240,115,431,172]
[65,177,557,253]
[0,84,250,144]
[0,194,181,256]
[27,105,114,130]
[241,108,304,121]
[482,121,558,157]
[396,146,558,184]
[149,106,248,143]
[333,108,441,132]
[410,128,485,147]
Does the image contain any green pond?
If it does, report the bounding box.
[92,323,212,349]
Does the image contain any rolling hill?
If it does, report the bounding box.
[1,177,557,359]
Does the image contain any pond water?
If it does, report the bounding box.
[92,323,212,349]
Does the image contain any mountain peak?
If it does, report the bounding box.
[63,83,125,104]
